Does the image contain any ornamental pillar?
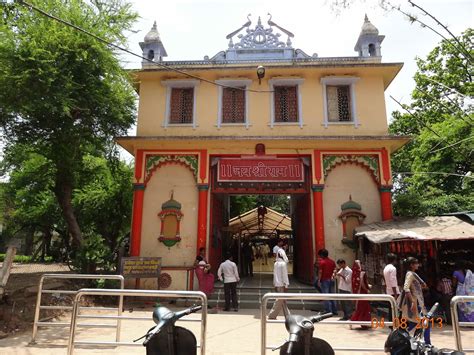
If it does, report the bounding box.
[130,184,145,256]
[312,185,325,251]
[197,184,209,254]
[380,186,393,221]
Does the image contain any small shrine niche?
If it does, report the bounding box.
[158,192,183,247]
[338,195,366,249]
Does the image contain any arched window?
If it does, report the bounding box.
[368,43,376,57]
[147,49,155,60]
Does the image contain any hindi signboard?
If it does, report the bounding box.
[120,257,162,279]
[217,158,304,182]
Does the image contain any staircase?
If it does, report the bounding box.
[207,274,325,311]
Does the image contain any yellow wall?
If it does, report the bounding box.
[322,164,381,267]
[136,66,391,137]
[139,164,198,289]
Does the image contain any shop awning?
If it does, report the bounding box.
[227,207,292,238]
[355,216,474,244]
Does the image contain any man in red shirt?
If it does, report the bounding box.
[317,249,338,315]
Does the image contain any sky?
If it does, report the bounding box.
[123,0,473,123]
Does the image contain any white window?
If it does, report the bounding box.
[269,78,304,128]
[215,79,252,128]
[321,76,359,128]
[162,80,199,128]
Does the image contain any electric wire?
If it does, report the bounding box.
[18,0,275,94]
[393,171,473,179]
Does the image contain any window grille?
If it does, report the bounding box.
[274,86,298,122]
[327,85,352,122]
[169,88,194,124]
[222,87,245,123]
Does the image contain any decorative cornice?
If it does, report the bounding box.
[379,185,393,192]
[197,184,209,191]
[133,183,146,190]
[323,154,380,184]
[311,184,325,192]
[145,155,199,183]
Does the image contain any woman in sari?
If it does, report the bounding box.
[194,247,215,306]
[400,257,431,344]
[453,260,474,322]
[350,260,371,329]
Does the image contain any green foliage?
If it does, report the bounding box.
[390,29,474,216]
[1,148,133,270]
[0,254,53,263]
[0,0,138,248]
[72,230,114,273]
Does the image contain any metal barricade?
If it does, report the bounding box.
[67,288,207,355]
[261,292,397,354]
[450,295,474,352]
[31,273,125,344]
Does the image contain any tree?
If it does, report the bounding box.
[0,0,137,248]
[390,29,473,216]
[1,144,133,269]
[230,195,290,218]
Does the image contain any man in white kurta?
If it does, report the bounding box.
[268,244,289,319]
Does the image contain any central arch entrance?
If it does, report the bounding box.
[207,156,315,284]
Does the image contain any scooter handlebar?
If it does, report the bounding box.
[426,302,439,319]
[310,312,333,324]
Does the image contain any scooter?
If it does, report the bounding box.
[273,305,335,355]
[384,302,465,355]
[135,304,202,355]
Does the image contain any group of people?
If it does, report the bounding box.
[313,250,474,344]
[195,243,474,338]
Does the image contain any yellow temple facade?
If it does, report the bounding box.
[118,15,409,290]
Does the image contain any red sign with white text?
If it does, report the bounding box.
[217,158,304,182]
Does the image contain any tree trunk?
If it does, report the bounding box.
[54,178,83,248]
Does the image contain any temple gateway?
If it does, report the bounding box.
[117,15,409,289]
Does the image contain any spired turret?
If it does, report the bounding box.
[354,15,385,58]
[139,21,168,67]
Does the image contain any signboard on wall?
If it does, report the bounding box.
[120,257,162,279]
[217,158,304,182]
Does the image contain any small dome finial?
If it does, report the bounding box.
[144,21,161,43]
[364,14,369,22]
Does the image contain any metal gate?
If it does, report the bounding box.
[67,288,207,355]
[450,295,474,353]
[31,273,125,344]
[260,292,397,353]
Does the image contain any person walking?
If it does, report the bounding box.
[268,242,289,319]
[194,247,214,307]
[400,257,431,344]
[262,243,270,265]
[435,272,454,324]
[317,249,337,315]
[217,254,240,312]
[336,259,353,320]
[349,260,372,329]
[452,260,474,322]
[383,253,400,324]
[241,241,253,277]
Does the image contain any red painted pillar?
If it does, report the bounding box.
[312,185,325,251]
[380,186,393,221]
[130,184,145,256]
[197,184,209,254]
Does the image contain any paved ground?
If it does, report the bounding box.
[1,307,471,355]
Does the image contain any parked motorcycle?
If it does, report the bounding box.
[136,304,202,355]
[273,306,335,355]
[384,302,465,355]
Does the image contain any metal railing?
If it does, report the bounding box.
[67,288,207,355]
[261,292,397,354]
[31,273,125,344]
[450,295,474,353]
